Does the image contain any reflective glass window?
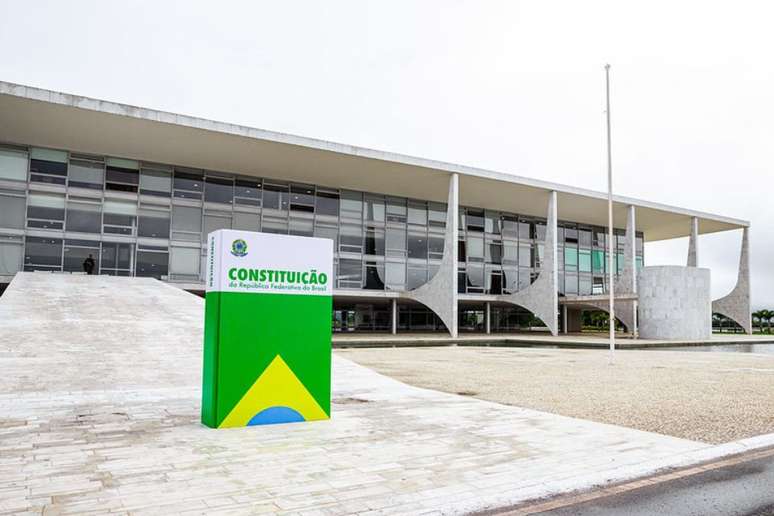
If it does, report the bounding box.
[30,148,67,185]
[203,212,232,238]
[365,227,385,256]
[467,235,484,261]
[103,201,137,235]
[290,184,315,212]
[0,148,28,182]
[63,240,100,273]
[564,247,578,270]
[24,236,63,271]
[289,217,313,236]
[365,195,385,222]
[428,203,446,228]
[136,246,169,278]
[233,210,260,232]
[385,227,406,257]
[173,170,203,199]
[315,190,339,216]
[407,230,427,259]
[27,193,65,230]
[339,224,363,253]
[171,205,202,236]
[66,201,101,233]
[408,201,427,226]
[263,183,289,211]
[338,258,362,288]
[340,191,363,220]
[205,176,234,204]
[428,234,445,260]
[140,166,172,197]
[487,241,502,265]
[364,261,385,290]
[466,209,484,232]
[105,158,139,192]
[235,178,261,206]
[0,193,26,229]
[407,265,427,290]
[578,249,592,272]
[69,159,104,190]
[485,211,501,234]
[138,208,170,238]
[169,246,200,277]
[386,197,406,223]
[385,261,406,288]
[0,235,24,275]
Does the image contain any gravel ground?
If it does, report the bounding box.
[337,346,774,444]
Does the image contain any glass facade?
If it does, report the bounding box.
[0,141,644,331]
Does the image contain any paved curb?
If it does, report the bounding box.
[464,431,774,515]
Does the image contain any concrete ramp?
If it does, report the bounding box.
[0,272,203,393]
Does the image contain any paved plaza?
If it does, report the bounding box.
[0,273,767,515]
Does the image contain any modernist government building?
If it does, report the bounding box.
[0,82,752,339]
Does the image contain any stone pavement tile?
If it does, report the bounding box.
[0,274,716,515]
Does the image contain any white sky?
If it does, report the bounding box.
[2,0,772,307]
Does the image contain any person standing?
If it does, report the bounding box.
[83,254,96,275]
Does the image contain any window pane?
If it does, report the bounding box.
[385,261,405,287]
[340,191,362,220]
[364,227,385,256]
[338,258,362,288]
[138,209,170,238]
[428,234,445,259]
[290,184,315,212]
[0,194,26,229]
[428,203,446,227]
[339,224,363,253]
[408,201,427,226]
[261,216,287,234]
[467,235,484,261]
[316,191,339,216]
[365,195,385,222]
[289,217,313,236]
[69,160,104,189]
[203,213,232,237]
[314,224,338,247]
[263,183,288,210]
[140,168,171,197]
[466,209,484,232]
[63,242,100,272]
[579,249,592,272]
[564,247,578,270]
[0,237,23,275]
[170,246,200,276]
[136,249,168,278]
[407,266,427,290]
[66,202,101,233]
[205,176,234,204]
[407,231,427,259]
[0,149,28,181]
[235,178,261,205]
[27,193,65,229]
[106,166,139,187]
[171,205,202,233]
[386,197,406,223]
[487,241,502,265]
[173,170,203,198]
[385,227,406,257]
[233,211,260,232]
[364,262,385,290]
[24,236,63,270]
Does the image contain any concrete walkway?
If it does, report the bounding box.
[0,273,756,515]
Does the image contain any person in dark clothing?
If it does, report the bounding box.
[83,254,96,275]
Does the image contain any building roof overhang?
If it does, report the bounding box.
[0,81,748,241]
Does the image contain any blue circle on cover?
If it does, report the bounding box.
[248,406,305,426]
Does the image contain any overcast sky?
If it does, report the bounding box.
[2,1,772,307]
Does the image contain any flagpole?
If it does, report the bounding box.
[605,64,615,361]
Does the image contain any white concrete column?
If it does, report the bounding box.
[485,302,491,334]
[687,216,699,267]
[562,305,568,334]
[391,298,397,335]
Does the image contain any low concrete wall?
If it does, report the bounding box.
[638,266,712,340]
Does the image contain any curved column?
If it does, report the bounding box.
[495,190,558,336]
[712,227,751,334]
[406,173,459,337]
[614,205,637,334]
